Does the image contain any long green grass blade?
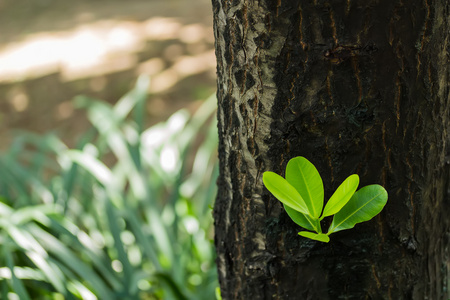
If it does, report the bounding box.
[29,225,116,299]
[4,245,31,300]
[126,210,162,270]
[44,217,123,290]
[105,200,135,296]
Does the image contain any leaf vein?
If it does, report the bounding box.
[329,191,383,232]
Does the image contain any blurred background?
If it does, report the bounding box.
[0,0,219,299]
[0,0,216,147]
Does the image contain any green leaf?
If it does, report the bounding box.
[284,204,321,233]
[298,231,330,243]
[65,150,113,187]
[263,172,309,215]
[321,174,359,218]
[29,225,115,299]
[215,287,222,300]
[328,185,388,234]
[105,201,134,291]
[4,245,32,300]
[285,157,324,219]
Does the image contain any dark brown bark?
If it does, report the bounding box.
[212,0,449,299]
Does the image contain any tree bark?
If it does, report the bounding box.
[213,0,449,299]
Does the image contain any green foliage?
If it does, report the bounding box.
[285,156,324,219]
[263,156,388,243]
[298,231,330,243]
[0,76,219,299]
[262,172,309,215]
[321,174,359,219]
[328,185,388,234]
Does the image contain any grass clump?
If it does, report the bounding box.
[0,76,219,300]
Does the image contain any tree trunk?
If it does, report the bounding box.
[212,0,449,299]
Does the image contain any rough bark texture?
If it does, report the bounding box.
[213,0,449,299]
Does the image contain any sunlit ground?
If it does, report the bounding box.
[0,17,215,87]
[0,0,216,147]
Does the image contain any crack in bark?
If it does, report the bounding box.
[416,0,431,77]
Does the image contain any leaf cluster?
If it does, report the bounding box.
[263,157,388,243]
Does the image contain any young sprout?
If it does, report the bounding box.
[263,156,388,243]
